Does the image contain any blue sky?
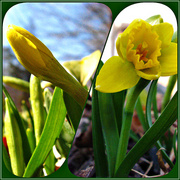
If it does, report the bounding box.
[3,3,111,62]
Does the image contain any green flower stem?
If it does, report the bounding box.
[161,75,177,111]
[115,78,150,173]
[30,75,45,145]
[26,128,36,154]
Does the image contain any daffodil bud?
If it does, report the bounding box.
[6,25,88,108]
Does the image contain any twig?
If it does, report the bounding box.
[144,161,153,177]
[131,168,167,178]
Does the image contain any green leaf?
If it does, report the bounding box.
[98,91,119,177]
[3,76,29,93]
[115,91,177,177]
[111,90,126,135]
[115,79,150,172]
[135,97,148,131]
[173,129,177,159]
[4,98,25,176]
[129,130,139,142]
[23,87,66,177]
[146,80,158,127]
[3,85,31,165]
[44,149,55,175]
[161,75,177,111]
[63,92,83,131]
[56,119,75,158]
[91,61,108,177]
[3,142,12,173]
[152,85,159,120]
[93,60,120,176]
[146,80,174,169]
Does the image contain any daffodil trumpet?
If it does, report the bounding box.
[96,19,177,93]
[6,25,88,108]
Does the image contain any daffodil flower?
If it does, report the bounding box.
[63,50,101,86]
[96,19,177,93]
[6,25,88,108]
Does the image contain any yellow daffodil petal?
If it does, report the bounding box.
[95,56,140,93]
[63,60,81,82]
[80,50,101,86]
[117,19,161,71]
[158,42,177,76]
[136,65,161,80]
[116,34,124,59]
[8,25,54,58]
[63,50,101,86]
[152,23,173,48]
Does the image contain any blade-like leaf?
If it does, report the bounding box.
[3,85,31,165]
[161,75,177,111]
[63,92,83,131]
[3,76,29,93]
[98,91,119,177]
[3,142,12,173]
[146,80,174,169]
[4,98,25,176]
[91,61,109,177]
[23,87,66,177]
[135,97,148,131]
[111,90,126,135]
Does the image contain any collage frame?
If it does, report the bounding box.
[0,0,179,179]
